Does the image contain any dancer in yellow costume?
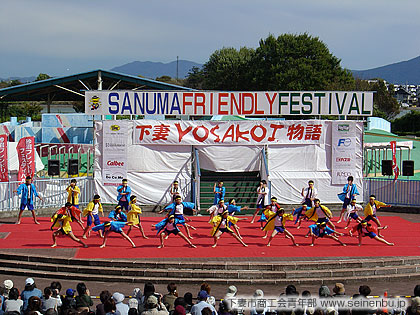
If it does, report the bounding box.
[210,210,248,248]
[305,199,335,230]
[127,195,148,239]
[82,195,104,239]
[50,213,87,248]
[363,194,391,236]
[263,208,298,247]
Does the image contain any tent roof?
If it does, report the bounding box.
[0,69,192,102]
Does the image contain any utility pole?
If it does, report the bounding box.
[176,56,179,80]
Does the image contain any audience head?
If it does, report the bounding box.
[76,283,87,296]
[359,285,371,297]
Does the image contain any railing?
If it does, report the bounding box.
[194,148,201,210]
[363,178,420,206]
[0,177,95,212]
[261,147,271,196]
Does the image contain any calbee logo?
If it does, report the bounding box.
[338,138,352,147]
[89,95,101,110]
[110,125,120,131]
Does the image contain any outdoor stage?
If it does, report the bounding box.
[1,215,420,260]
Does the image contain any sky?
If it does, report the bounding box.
[1,0,419,78]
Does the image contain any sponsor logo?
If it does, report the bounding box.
[338,138,351,147]
[106,160,124,167]
[110,124,120,131]
[336,171,352,177]
[338,124,350,132]
[89,95,101,110]
[336,157,351,162]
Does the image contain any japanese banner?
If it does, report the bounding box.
[390,140,399,181]
[85,91,374,116]
[0,135,8,182]
[331,121,357,185]
[132,120,326,145]
[102,120,128,185]
[16,136,35,182]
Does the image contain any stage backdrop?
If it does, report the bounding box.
[94,120,363,205]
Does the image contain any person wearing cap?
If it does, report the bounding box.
[190,291,216,315]
[66,179,81,208]
[14,176,43,225]
[251,180,268,223]
[55,202,84,230]
[343,198,363,229]
[350,220,394,246]
[20,278,42,311]
[263,207,298,246]
[337,176,360,223]
[305,199,336,230]
[301,180,318,208]
[206,199,227,223]
[154,215,196,248]
[363,194,391,236]
[260,197,282,238]
[292,203,308,229]
[50,213,88,248]
[250,289,268,315]
[82,194,104,239]
[109,205,128,222]
[93,220,136,248]
[127,195,148,239]
[61,289,77,312]
[210,210,248,248]
[213,181,225,205]
[113,292,129,315]
[307,222,346,246]
[142,294,169,315]
[170,181,181,203]
[117,179,132,211]
[162,196,197,239]
[224,285,237,299]
[2,279,13,299]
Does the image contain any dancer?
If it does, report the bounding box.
[207,199,227,223]
[261,197,282,238]
[213,181,225,205]
[55,202,84,230]
[92,221,136,248]
[344,198,363,229]
[66,179,80,208]
[363,195,391,236]
[307,222,346,246]
[292,204,308,229]
[15,176,43,224]
[227,199,248,239]
[263,208,298,247]
[163,196,196,239]
[82,195,104,239]
[305,199,335,230]
[251,180,268,223]
[126,195,148,239]
[108,205,128,222]
[350,220,393,246]
[155,215,196,248]
[337,176,359,223]
[50,213,87,248]
[301,180,317,208]
[170,180,181,202]
[210,210,248,248]
[116,179,131,211]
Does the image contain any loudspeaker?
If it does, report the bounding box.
[68,159,79,176]
[48,159,60,176]
[381,160,393,176]
[403,160,414,176]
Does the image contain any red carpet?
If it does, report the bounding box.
[1,216,419,259]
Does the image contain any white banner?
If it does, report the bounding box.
[85,91,374,116]
[132,120,326,145]
[331,121,357,184]
[102,120,128,185]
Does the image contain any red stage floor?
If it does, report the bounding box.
[1,216,419,259]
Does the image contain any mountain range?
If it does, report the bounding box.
[1,56,420,85]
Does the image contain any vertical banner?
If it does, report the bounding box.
[390,141,399,181]
[102,120,128,185]
[331,121,357,184]
[0,135,8,182]
[16,136,35,182]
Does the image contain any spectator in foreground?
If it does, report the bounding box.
[113,292,129,315]
[4,287,23,314]
[190,291,216,315]
[141,295,168,315]
[183,293,193,314]
[61,289,77,314]
[75,283,93,312]
[26,296,42,315]
[162,283,178,312]
[21,278,43,311]
[42,287,61,313]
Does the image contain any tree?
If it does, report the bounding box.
[184,66,204,89]
[201,47,255,90]
[35,73,51,81]
[251,33,354,91]
[392,111,420,136]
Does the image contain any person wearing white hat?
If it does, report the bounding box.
[225,286,237,299]
[21,278,42,311]
[113,292,129,315]
[2,280,13,298]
